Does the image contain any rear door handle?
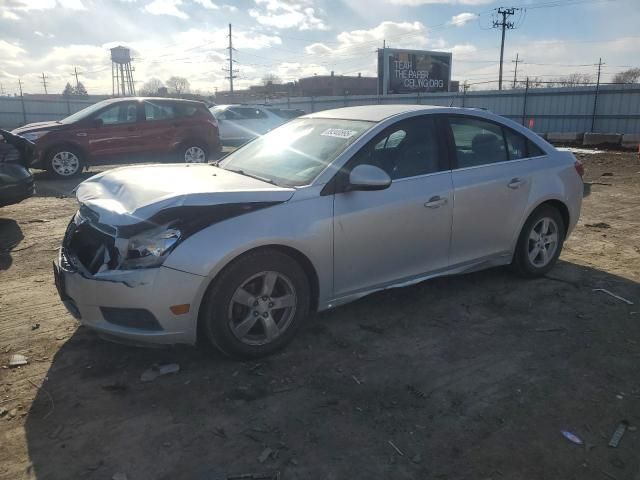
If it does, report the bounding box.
[424,196,448,208]
[508,178,525,189]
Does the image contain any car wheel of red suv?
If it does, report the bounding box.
[180,143,208,163]
[47,146,84,178]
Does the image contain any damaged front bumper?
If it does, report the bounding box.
[53,247,207,346]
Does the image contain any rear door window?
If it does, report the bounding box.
[144,101,176,121]
[448,117,507,168]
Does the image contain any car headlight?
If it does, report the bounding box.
[119,226,182,269]
[21,131,49,142]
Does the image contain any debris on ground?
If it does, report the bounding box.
[592,288,634,305]
[585,222,611,229]
[8,354,28,367]
[407,384,426,399]
[102,382,129,393]
[140,363,180,382]
[258,447,273,463]
[351,375,362,385]
[561,430,584,445]
[31,323,40,331]
[388,440,404,456]
[608,421,628,447]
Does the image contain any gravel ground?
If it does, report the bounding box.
[1,152,639,480]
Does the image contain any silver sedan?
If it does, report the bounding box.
[54,105,584,358]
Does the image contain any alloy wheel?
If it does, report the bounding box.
[184,146,206,163]
[228,271,297,346]
[51,151,80,176]
[528,217,559,267]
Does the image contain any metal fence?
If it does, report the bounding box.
[267,84,640,135]
[1,85,639,134]
[0,95,110,130]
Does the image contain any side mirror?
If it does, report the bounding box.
[348,164,391,191]
[94,118,104,128]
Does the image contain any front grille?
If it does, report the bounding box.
[65,215,119,274]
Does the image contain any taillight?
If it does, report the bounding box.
[574,159,584,178]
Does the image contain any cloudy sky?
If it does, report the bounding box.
[1,0,639,95]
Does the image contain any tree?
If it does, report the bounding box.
[551,73,592,87]
[139,78,165,95]
[166,76,190,95]
[261,74,282,86]
[612,68,640,84]
[62,82,74,97]
[74,82,88,96]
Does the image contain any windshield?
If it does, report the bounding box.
[219,118,373,187]
[59,100,112,124]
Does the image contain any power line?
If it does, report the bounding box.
[222,23,238,93]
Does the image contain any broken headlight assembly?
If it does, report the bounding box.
[119,225,182,269]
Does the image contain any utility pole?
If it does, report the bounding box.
[18,79,26,124]
[73,66,80,89]
[0,83,5,95]
[591,57,603,132]
[41,72,49,94]
[512,53,520,88]
[493,7,517,91]
[224,23,238,93]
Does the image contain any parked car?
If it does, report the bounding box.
[54,105,583,358]
[266,107,306,119]
[12,97,221,178]
[210,104,289,145]
[0,130,35,207]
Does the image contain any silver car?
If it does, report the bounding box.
[54,105,584,358]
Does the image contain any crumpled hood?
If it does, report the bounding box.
[75,163,295,226]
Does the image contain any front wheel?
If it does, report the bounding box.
[47,146,84,178]
[200,249,310,358]
[179,143,207,163]
[512,205,566,277]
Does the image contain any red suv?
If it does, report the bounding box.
[12,97,221,178]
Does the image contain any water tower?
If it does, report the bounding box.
[110,46,136,96]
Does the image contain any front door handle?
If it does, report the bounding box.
[424,196,447,208]
[508,178,525,189]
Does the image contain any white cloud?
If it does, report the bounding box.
[0,41,27,59]
[389,0,493,5]
[193,0,218,9]
[143,0,189,19]
[1,9,21,20]
[58,0,87,9]
[222,4,238,12]
[249,0,328,31]
[449,12,477,27]
[34,31,45,37]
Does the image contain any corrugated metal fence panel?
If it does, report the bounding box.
[1,87,638,133]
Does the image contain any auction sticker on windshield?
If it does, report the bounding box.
[321,128,357,139]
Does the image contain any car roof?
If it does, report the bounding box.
[99,97,204,105]
[303,105,444,122]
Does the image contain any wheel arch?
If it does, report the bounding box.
[196,244,320,340]
[44,141,88,164]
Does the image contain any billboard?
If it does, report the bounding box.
[378,48,452,94]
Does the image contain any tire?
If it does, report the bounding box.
[512,204,566,278]
[200,249,310,359]
[179,142,208,163]
[47,146,84,178]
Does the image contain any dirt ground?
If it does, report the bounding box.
[1,152,639,480]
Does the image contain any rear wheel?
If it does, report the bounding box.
[179,142,207,163]
[47,146,84,178]
[200,249,310,358]
[512,205,565,277]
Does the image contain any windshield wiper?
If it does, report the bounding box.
[226,168,279,186]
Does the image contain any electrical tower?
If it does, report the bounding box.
[492,7,518,91]
[223,23,238,93]
[110,46,136,96]
[41,72,49,94]
[73,66,81,89]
